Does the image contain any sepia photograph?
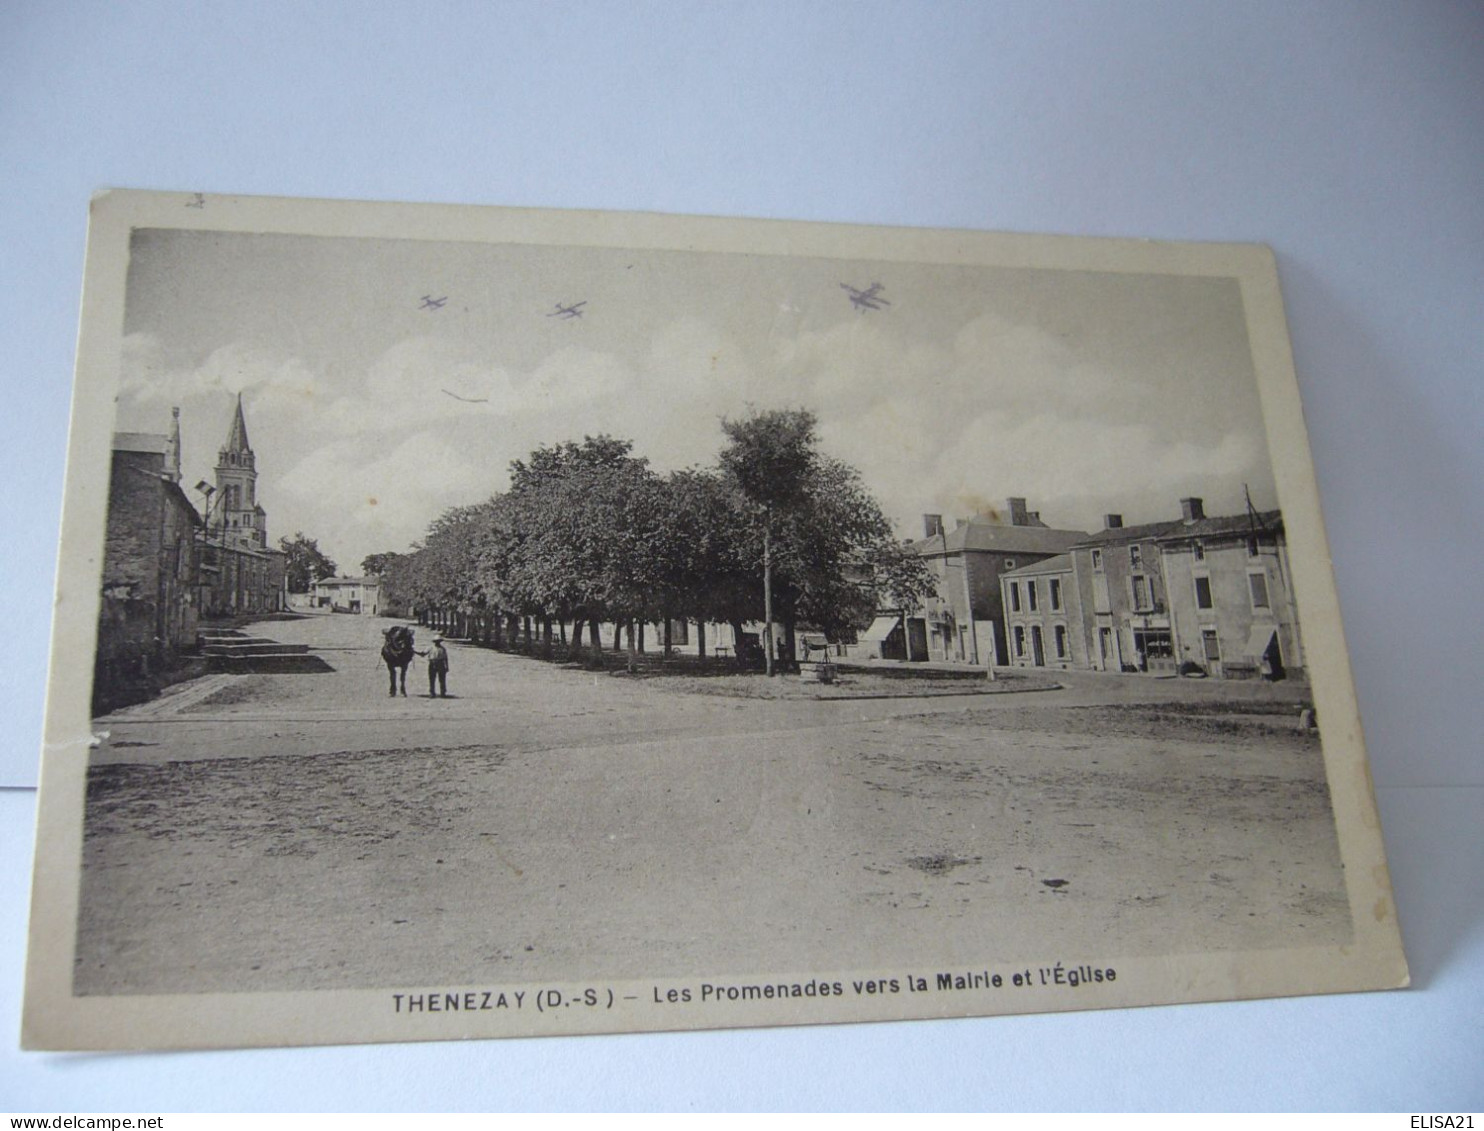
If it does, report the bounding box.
[23,190,1406,1050]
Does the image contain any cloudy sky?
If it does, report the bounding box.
[115,226,1275,573]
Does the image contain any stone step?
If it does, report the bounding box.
[203,641,312,656]
[206,653,334,674]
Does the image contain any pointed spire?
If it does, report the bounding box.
[224,393,251,453]
[164,406,182,483]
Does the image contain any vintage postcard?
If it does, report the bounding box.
[23,190,1407,1050]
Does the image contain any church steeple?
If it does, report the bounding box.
[214,393,264,549]
[219,393,254,468]
[164,406,182,484]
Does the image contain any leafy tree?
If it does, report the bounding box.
[407,502,499,614]
[279,533,337,593]
[502,436,665,667]
[361,551,413,616]
[719,409,932,667]
[719,409,820,674]
[650,468,754,653]
[361,552,402,578]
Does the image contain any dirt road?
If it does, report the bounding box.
[76,614,1348,995]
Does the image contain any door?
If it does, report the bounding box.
[1031,625,1045,666]
[1202,628,1221,677]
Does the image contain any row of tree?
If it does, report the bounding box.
[361,409,933,672]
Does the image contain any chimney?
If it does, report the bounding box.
[1180,497,1205,522]
[1007,497,1029,526]
[1104,514,1123,529]
[923,514,944,539]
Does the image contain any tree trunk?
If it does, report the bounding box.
[783,610,797,672]
[663,605,673,658]
[589,619,602,665]
[625,620,638,673]
[612,623,622,651]
[638,620,645,654]
[696,619,706,658]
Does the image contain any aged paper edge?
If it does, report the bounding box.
[22,189,1408,1051]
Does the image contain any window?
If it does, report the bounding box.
[1193,541,1205,562]
[1194,575,1213,610]
[1054,624,1068,658]
[1132,574,1150,611]
[1026,580,1038,611]
[1003,559,1016,571]
[1249,571,1270,609]
[1013,626,1026,657]
[1008,582,1021,612]
[1091,549,1103,572]
[1247,535,1260,558]
[1049,578,1062,610]
[1202,628,1220,662]
[1129,545,1143,569]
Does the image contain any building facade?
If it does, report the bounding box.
[912,499,1087,665]
[1061,497,1302,680]
[95,412,202,710]
[1156,503,1302,679]
[1000,553,1088,670]
[1068,507,1188,674]
[312,576,381,614]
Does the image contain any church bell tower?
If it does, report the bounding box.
[215,394,265,549]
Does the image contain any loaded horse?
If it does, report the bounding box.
[380,625,416,697]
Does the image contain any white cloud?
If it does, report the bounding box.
[908,412,1266,532]
[276,431,493,571]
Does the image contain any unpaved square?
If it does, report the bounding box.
[76,635,1348,995]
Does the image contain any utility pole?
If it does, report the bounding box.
[763,510,774,677]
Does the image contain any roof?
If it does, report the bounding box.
[1073,519,1185,547]
[113,431,169,455]
[163,480,204,525]
[1156,510,1284,542]
[1002,553,1074,577]
[914,521,1087,558]
[222,394,250,453]
[1076,509,1285,548]
[315,576,377,588]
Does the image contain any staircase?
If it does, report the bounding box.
[199,629,332,674]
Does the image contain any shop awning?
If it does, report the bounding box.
[861,615,901,644]
[1243,624,1277,660]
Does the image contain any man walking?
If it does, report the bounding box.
[422,636,450,698]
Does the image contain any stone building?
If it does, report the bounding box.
[1066,497,1303,679]
[1000,553,1087,670]
[1068,508,1186,674]
[312,576,381,614]
[1156,500,1302,679]
[95,410,202,710]
[910,499,1087,665]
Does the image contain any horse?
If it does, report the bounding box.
[380,625,416,697]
